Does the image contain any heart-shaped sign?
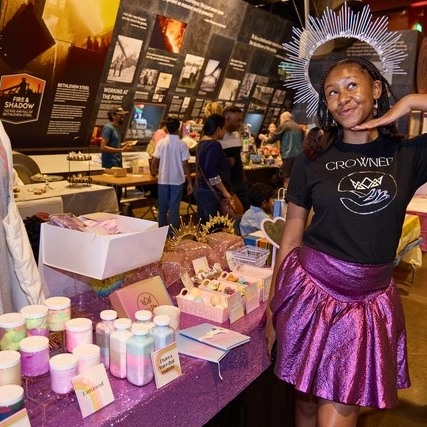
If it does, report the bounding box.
[261,217,285,249]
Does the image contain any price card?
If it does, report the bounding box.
[244,282,260,314]
[180,272,194,289]
[192,256,209,274]
[71,364,114,418]
[151,342,182,389]
[227,291,245,324]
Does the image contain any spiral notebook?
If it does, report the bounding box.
[178,323,251,351]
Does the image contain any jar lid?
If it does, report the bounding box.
[0,312,25,328]
[49,353,78,370]
[0,350,21,369]
[19,336,49,352]
[131,323,150,335]
[0,385,24,406]
[153,314,170,327]
[72,344,100,360]
[114,318,132,330]
[20,304,49,319]
[44,297,71,310]
[65,318,92,332]
[100,310,117,321]
[134,310,152,322]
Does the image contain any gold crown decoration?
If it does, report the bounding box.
[199,213,234,239]
[280,2,407,117]
[165,216,205,252]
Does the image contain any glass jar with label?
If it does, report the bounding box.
[95,310,117,369]
[20,304,49,337]
[151,315,175,351]
[126,323,154,386]
[109,318,132,379]
[0,313,26,351]
[65,318,93,353]
[19,336,50,377]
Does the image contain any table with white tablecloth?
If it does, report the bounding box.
[15,180,119,218]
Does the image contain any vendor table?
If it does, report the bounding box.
[25,295,270,427]
[15,180,119,218]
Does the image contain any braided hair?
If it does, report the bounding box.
[305,57,401,160]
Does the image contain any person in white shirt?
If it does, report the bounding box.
[150,117,193,234]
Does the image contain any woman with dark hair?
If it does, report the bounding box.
[194,114,232,223]
[265,56,427,426]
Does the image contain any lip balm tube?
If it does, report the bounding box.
[0,313,27,351]
[0,351,21,386]
[20,304,49,337]
[19,336,50,377]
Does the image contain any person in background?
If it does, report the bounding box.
[220,105,250,210]
[258,122,278,148]
[194,114,232,224]
[150,117,192,234]
[100,106,133,168]
[146,120,168,157]
[265,57,427,426]
[0,121,44,314]
[239,182,274,236]
[258,111,303,188]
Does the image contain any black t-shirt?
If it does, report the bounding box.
[287,134,427,264]
[223,146,244,182]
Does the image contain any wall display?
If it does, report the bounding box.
[6,1,414,151]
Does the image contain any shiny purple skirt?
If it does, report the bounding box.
[271,245,410,408]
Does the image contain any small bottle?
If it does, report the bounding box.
[109,318,132,379]
[45,297,71,332]
[134,310,154,331]
[0,385,25,421]
[19,336,50,377]
[95,310,117,369]
[0,313,27,351]
[20,304,49,337]
[126,323,154,386]
[65,318,93,353]
[0,351,21,387]
[151,315,175,351]
[49,353,78,394]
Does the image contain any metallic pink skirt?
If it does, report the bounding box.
[271,245,410,408]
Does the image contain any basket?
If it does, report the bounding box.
[231,245,269,267]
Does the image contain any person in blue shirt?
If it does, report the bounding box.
[239,183,274,236]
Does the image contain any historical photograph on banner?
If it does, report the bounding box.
[107,35,143,84]
[218,78,241,102]
[149,15,187,54]
[177,54,205,89]
[199,59,222,93]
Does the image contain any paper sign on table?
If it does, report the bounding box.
[244,282,260,314]
[180,272,193,289]
[227,292,244,324]
[150,342,182,389]
[72,364,114,418]
[0,409,31,427]
[192,256,209,274]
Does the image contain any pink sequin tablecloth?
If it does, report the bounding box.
[25,291,270,427]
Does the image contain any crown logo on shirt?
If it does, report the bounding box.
[350,176,383,190]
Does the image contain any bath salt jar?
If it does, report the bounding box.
[49,353,78,395]
[151,315,175,351]
[0,385,25,421]
[109,318,132,379]
[126,323,154,386]
[19,336,50,377]
[45,297,71,332]
[72,343,101,374]
[134,310,154,332]
[0,313,27,351]
[20,304,49,337]
[0,351,21,387]
[65,318,93,353]
[95,309,117,369]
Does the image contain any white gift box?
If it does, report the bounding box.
[40,214,168,279]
